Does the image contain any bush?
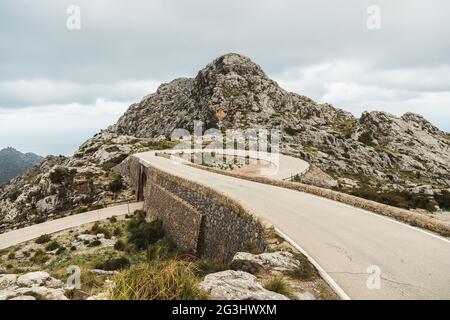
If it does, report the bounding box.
[35,234,52,244]
[55,247,66,255]
[87,240,101,247]
[7,251,15,260]
[113,227,123,237]
[350,188,436,212]
[435,190,450,211]
[127,215,165,251]
[45,241,60,251]
[114,240,126,251]
[146,237,177,261]
[263,275,295,299]
[49,167,73,184]
[31,249,49,264]
[109,176,124,193]
[90,222,112,239]
[70,246,77,251]
[109,216,118,223]
[95,257,130,271]
[110,260,207,300]
[358,131,375,146]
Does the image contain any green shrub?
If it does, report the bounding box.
[109,176,124,193]
[350,188,435,212]
[90,222,111,239]
[96,257,130,271]
[110,260,207,300]
[146,237,177,261]
[114,240,126,251]
[35,234,52,244]
[127,215,165,251]
[70,246,77,251]
[31,249,49,264]
[435,190,450,211]
[7,251,15,260]
[87,240,101,247]
[45,240,60,251]
[49,167,74,184]
[55,247,66,255]
[113,227,123,237]
[263,275,295,299]
[358,131,375,146]
[109,216,118,223]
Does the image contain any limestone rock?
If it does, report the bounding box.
[17,271,52,287]
[9,295,36,300]
[200,270,289,300]
[232,251,300,272]
[0,274,17,290]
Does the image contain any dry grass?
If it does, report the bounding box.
[110,260,208,300]
[263,275,295,299]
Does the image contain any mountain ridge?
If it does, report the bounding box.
[1,53,449,231]
[0,147,43,185]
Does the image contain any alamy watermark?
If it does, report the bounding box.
[66,5,81,30]
[367,5,381,30]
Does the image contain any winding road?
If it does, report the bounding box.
[136,150,450,300]
[1,148,449,300]
[0,202,143,250]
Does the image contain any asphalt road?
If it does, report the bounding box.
[0,202,143,250]
[137,151,450,300]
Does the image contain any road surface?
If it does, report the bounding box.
[136,151,450,300]
[0,202,143,250]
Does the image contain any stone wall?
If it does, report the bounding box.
[115,156,267,263]
[186,163,450,237]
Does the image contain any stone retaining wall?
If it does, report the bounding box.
[187,163,450,237]
[114,156,267,263]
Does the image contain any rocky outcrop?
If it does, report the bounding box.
[200,270,289,300]
[0,272,68,300]
[1,53,449,230]
[231,251,301,272]
[112,53,450,206]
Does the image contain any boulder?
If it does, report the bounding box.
[16,286,68,300]
[0,289,19,300]
[9,295,36,300]
[200,270,289,300]
[17,271,51,287]
[77,234,97,242]
[231,251,300,272]
[0,274,17,290]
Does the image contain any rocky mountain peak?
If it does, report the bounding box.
[401,112,441,134]
[196,53,267,81]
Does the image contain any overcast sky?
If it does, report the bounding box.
[1,0,449,156]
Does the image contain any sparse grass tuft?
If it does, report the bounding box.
[110,260,207,300]
[263,275,295,299]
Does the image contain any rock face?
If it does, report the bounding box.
[0,271,68,300]
[200,270,289,300]
[1,53,449,230]
[113,53,450,204]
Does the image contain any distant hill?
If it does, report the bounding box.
[0,147,43,184]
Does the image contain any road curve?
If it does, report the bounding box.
[136,151,450,300]
[0,202,143,250]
